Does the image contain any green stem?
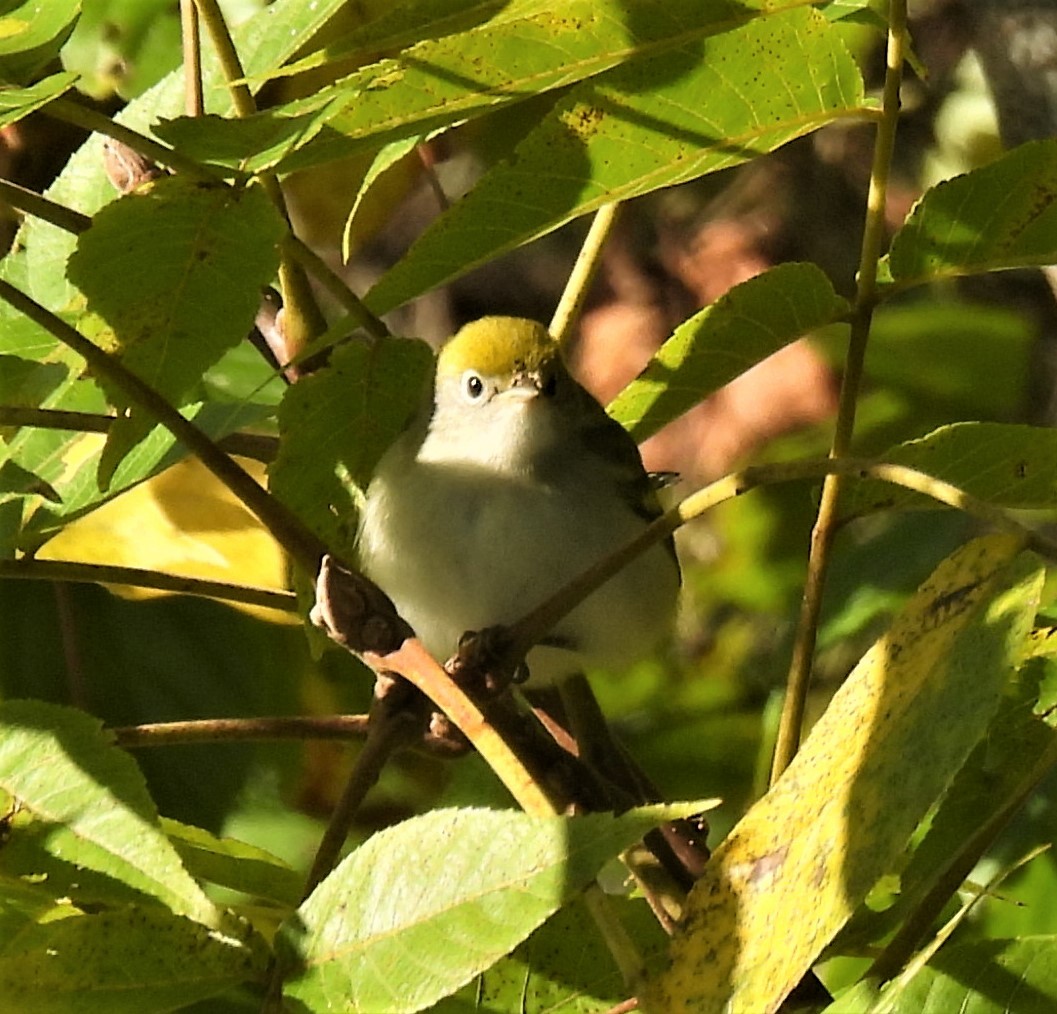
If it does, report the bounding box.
[550,202,621,344]
[770,0,908,783]
[282,235,390,341]
[193,0,329,352]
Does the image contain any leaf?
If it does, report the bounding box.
[607,263,848,442]
[0,700,219,927]
[435,895,668,1012]
[65,176,284,485]
[159,0,838,175]
[269,336,434,556]
[0,72,77,127]
[836,653,1057,957]
[0,0,80,84]
[879,936,1057,1014]
[365,6,865,314]
[844,422,1057,518]
[278,802,712,1013]
[20,0,349,312]
[162,817,303,907]
[645,535,1041,1013]
[885,140,1057,289]
[0,906,267,1013]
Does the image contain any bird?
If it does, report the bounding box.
[356,316,680,684]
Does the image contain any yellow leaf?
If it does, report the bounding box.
[38,457,291,622]
[646,534,1040,1013]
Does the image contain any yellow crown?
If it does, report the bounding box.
[436,317,558,378]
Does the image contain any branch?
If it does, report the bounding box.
[772,0,909,782]
[112,714,371,747]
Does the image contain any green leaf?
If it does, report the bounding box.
[365,6,865,314]
[885,140,1057,289]
[845,422,1057,518]
[646,536,1041,1013]
[0,72,77,127]
[19,0,349,311]
[436,895,668,1012]
[607,263,848,442]
[877,936,1057,1014]
[0,0,80,84]
[269,336,434,556]
[0,700,219,927]
[0,906,267,1013]
[279,802,709,1012]
[159,0,835,175]
[161,817,303,908]
[65,176,284,485]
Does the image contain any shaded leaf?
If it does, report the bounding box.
[646,536,1041,1013]
[0,700,218,926]
[435,895,667,1013]
[885,140,1057,289]
[162,817,302,907]
[0,905,267,1013]
[878,936,1057,1014]
[159,0,841,176]
[607,263,848,442]
[269,336,434,557]
[365,6,865,314]
[279,802,711,1013]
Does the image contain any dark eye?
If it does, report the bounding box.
[462,370,485,402]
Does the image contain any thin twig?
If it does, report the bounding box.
[0,178,91,234]
[44,96,222,182]
[112,714,371,747]
[503,455,1057,669]
[771,0,908,783]
[550,202,621,344]
[180,0,204,117]
[0,558,295,611]
[0,405,279,461]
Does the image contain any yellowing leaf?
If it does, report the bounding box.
[38,456,290,621]
[646,535,1041,1013]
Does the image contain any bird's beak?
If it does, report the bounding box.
[505,368,545,401]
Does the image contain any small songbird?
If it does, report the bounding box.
[357,317,680,684]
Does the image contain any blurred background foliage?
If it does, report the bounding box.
[4,0,1057,954]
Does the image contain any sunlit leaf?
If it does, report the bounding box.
[885,140,1057,290]
[365,6,865,314]
[0,699,219,926]
[608,263,848,442]
[280,802,713,1012]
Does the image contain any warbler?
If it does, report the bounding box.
[357,317,680,684]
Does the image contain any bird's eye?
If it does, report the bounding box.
[462,370,486,402]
